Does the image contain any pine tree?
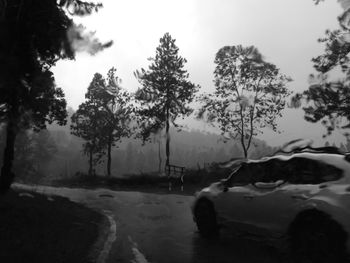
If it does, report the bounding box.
[71,74,107,176]
[71,69,133,176]
[96,68,134,176]
[135,33,199,168]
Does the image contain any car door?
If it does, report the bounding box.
[241,157,331,236]
[215,158,313,237]
[227,159,293,237]
[214,162,274,234]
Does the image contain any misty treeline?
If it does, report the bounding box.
[2,119,349,184]
[0,118,285,183]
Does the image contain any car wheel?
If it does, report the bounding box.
[288,209,348,263]
[194,199,218,238]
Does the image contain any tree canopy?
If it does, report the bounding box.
[198,45,291,158]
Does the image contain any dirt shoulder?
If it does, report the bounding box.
[0,189,107,263]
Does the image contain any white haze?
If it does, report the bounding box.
[53,0,345,146]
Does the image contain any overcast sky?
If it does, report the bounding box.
[52,0,346,146]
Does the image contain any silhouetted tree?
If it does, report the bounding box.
[71,70,133,176]
[91,68,134,176]
[291,76,350,138]
[0,0,111,192]
[290,1,350,138]
[71,74,106,176]
[198,45,291,158]
[134,33,199,168]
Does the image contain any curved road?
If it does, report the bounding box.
[15,185,287,263]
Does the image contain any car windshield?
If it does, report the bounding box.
[224,156,344,187]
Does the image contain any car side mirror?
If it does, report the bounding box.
[223,185,229,192]
[220,179,229,192]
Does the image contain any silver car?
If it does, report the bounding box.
[192,147,350,262]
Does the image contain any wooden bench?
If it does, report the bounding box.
[165,164,186,191]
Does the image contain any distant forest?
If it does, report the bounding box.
[0,107,287,184]
[1,107,348,184]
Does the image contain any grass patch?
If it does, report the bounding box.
[0,189,104,263]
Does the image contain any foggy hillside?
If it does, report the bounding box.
[0,116,280,183]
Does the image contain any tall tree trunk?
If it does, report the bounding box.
[240,136,248,158]
[242,145,248,158]
[158,139,162,173]
[107,133,112,177]
[88,148,93,176]
[240,131,248,159]
[239,105,248,158]
[165,108,170,166]
[0,118,18,193]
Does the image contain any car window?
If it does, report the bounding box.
[250,159,286,184]
[225,156,343,187]
[286,157,343,184]
[226,163,252,186]
[226,159,286,186]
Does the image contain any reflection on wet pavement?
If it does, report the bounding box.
[14,184,289,263]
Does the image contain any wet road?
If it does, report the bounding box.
[15,185,288,263]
